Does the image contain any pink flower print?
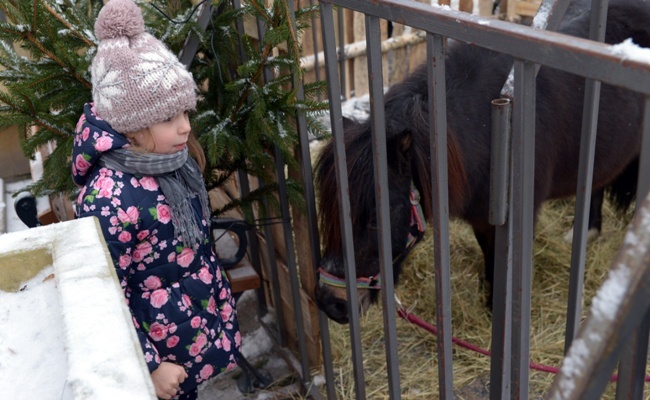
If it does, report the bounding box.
[222,335,232,352]
[137,230,150,241]
[118,231,131,243]
[168,323,177,334]
[166,335,179,348]
[235,331,242,348]
[132,241,152,262]
[143,276,162,290]
[82,127,90,141]
[226,361,237,372]
[118,206,139,224]
[140,177,159,191]
[182,294,192,308]
[77,187,86,203]
[219,288,227,300]
[198,267,213,284]
[189,343,201,357]
[94,135,113,152]
[220,301,233,321]
[75,116,85,133]
[195,333,208,349]
[100,206,110,217]
[108,227,117,235]
[190,316,201,329]
[118,254,131,269]
[177,248,195,268]
[75,154,91,176]
[130,177,140,188]
[149,322,168,341]
[199,364,214,381]
[207,296,217,315]
[150,289,169,308]
[167,252,176,263]
[109,216,119,226]
[94,176,114,198]
[156,204,172,224]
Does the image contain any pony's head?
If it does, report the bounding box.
[314,87,467,324]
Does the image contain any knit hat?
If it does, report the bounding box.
[91,0,197,134]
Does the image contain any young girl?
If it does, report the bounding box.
[72,1,240,399]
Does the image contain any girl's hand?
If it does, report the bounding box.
[151,361,188,399]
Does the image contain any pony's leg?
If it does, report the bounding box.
[472,224,496,307]
[563,189,604,244]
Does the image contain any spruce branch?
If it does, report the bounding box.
[42,2,95,48]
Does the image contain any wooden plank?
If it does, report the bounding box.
[225,260,260,293]
[516,0,541,17]
[276,258,322,367]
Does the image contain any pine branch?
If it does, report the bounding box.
[42,2,94,48]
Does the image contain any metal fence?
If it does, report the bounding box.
[300,0,650,399]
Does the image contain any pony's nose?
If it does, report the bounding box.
[314,284,350,324]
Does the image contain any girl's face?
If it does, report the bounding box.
[135,111,191,154]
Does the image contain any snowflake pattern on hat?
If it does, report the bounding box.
[93,58,124,112]
[130,51,190,95]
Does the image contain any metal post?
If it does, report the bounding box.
[564,0,608,352]
[511,60,536,400]
[426,32,454,400]
[490,98,513,400]
[320,4,367,398]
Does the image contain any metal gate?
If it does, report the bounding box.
[299,0,650,399]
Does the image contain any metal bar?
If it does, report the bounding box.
[235,170,268,315]
[320,0,650,95]
[301,0,336,397]
[546,192,650,400]
[338,6,347,100]
[490,99,511,226]
[252,8,287,347]
[284,0,318,389]
[272,144,311,386]
[178,2,213,67]
[365,15,401,399]
[427,32,454,400]
[309,0,322,101]
[320,4,367,398]
[490,100,513,400]
[564,0,608,353]
[510,60,536,399]
[490,221,514,400]
[615,96,650,400]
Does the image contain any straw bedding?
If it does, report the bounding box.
[323,198,642,399]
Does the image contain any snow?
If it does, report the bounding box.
[0,218,156,399]
[0,266,68,399]
[610,38,650,65]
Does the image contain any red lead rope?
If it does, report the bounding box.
[395,299,650,382]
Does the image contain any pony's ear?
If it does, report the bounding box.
[400,131,413,153]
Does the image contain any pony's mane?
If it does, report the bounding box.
[407,92,468,220]
[316,120,376,256]
[316,90,468,256]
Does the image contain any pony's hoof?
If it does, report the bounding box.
[563,227,600,245]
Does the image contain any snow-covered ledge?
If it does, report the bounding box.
[0,217,156,400]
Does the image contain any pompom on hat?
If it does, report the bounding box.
[91,0,197,134]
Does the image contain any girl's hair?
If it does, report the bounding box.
[125,130,207,173]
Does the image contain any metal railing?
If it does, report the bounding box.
[316,0,650,399]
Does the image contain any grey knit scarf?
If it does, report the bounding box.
[99,147,210,249]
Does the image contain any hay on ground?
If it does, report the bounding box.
[325,198,643,399]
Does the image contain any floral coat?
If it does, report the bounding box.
[72,103,240,395]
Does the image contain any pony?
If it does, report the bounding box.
[313,0,649,324]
